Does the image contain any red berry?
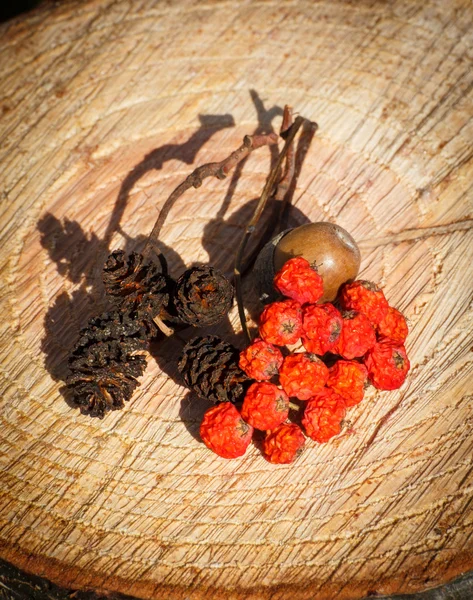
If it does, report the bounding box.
[279,352,329,400]
[241,382,289,431]
[263,423,306,464]
[364,340,410,390]
[239,338,283,381]
[259,299,303,346]
[334,311,376,359]
[341,280,389,325]
[274,257,324,304]
[327,360,368,407]
[302,302,343,355]
[376,306,408,344]
[302,388,346,443]
[200,403,253,459]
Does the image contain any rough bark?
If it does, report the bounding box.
[0,1,472,599]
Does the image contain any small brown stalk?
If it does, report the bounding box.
[234,108,317,344]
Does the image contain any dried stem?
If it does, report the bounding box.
[236,112,318,279]
[234,114,307,345]
[152,315,175,337]
[143,132,279,260]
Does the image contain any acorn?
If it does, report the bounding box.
[253,222,361,304]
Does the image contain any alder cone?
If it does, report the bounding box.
[67,310,156,418]
[103,250,172,318]
[173,266,233,326]
[178,335,249,404]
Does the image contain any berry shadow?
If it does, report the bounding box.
[178,391,210,443]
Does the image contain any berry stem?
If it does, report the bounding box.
[234,114,310,344]
[152,315,175,337]
[143,132,279,260]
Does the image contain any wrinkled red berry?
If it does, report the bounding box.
[239,338,283,381]
[263,423,306,464]
[341,280,389,325]
[302,388,346,443]
[334,311,376,359]
[302,302,343,355]
[259,299,303,346]
[241,382,289,431]
[200,402,253,459]
[279,353,329,400]
[376,306,408,344]
[364,340,410,390]
[327,360,368,407]
[274,257,324,304]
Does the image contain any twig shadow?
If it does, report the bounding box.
[39,112,236,404]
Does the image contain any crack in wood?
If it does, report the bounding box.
[359,218,473,248]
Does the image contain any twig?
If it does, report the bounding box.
[234,115,306,345]
[143,132,279,260]
[272,116,318,230]
[234,106,295,277]
[237,112,318,278]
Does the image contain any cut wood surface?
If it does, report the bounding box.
[1,1,472,599]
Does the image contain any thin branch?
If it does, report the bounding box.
[234,115,308,344]
[143,132,279,260]
[280,104,294,136]
[274,114,318,226]
[235,105,295,277]
[237,113,318,278]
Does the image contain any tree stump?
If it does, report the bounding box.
[1,1,472,598]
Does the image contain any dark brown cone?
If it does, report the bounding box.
[67,310,157,418]
[172,266,233,326]
[178,335,249,404]
[103,250,173,319]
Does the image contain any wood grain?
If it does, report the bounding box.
[0,0,472,598]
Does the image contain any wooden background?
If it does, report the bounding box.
[0,0,472,598]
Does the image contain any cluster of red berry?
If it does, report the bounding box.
[199,257,410,463]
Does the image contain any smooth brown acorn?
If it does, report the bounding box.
[253,222,361,304]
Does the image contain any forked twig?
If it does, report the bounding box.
[143,132,279,260]
[234,114,309,345]
[238,116,318,277]
[143,109,315,346]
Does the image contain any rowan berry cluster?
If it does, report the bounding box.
[199,257,410,463]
